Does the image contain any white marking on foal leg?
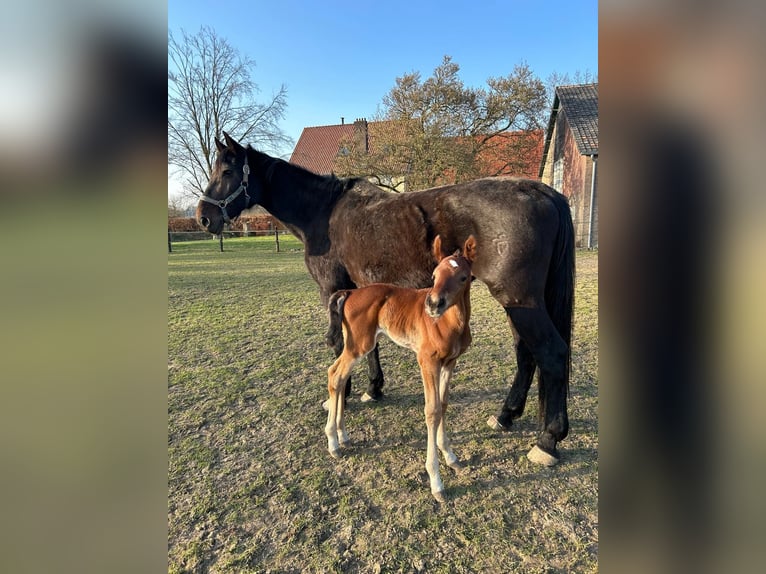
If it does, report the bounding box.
[325,366,342,458]
[437,364,462,471]
[325,397,341,458]
[425,407,445,502]
[438,427,462,471]
[336,395,350,448]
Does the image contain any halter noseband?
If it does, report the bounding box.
[200,159,250,224]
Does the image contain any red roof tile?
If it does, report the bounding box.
[290,121,544,180]
[289,123,355,174]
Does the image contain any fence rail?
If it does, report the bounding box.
[168,220,598,253]
[168,229,291,252]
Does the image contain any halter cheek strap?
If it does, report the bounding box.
[200,160,251,224]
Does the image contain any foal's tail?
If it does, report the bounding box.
[545,191,576,395]
[325,290,351,351]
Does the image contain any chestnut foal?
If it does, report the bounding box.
[324,235,477,502]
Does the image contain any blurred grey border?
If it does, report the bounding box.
[0,2,168,573]
[2,1,764,573]
[600,1,766,573]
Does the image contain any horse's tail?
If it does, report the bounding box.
[325,290,350,351]
[545,192,576,395]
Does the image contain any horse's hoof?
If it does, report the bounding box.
[360,392,377,403]
[487,415,509,431]
[447,459,465,472]
[432,490,446,504]
[339,439,352,449]
[329,447,342,459]
[527,445,559,467]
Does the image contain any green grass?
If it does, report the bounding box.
[169,236,598,573]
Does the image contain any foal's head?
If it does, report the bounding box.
[425,235,477,318]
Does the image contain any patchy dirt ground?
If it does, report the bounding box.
[168,239,597,573]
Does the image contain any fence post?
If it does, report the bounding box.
[168,231,172,253]
[274,228,280,252]
[219,234,224,252]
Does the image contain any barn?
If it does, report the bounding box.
[540,83,599,248]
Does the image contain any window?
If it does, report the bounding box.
[553,158,563,192]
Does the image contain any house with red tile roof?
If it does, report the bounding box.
[290,118,543,191]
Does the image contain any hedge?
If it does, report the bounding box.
[168,215,286,233]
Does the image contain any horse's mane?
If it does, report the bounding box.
[247,145,356,195]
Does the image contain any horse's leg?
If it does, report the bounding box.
[361,343,385,402]
[417,352,445,503]
[487,319,537,430]
[325,353,356,457]
[437,359,462,471]
[503,307,569,466]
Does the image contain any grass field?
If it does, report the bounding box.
[168,236,598,573]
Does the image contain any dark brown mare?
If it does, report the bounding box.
[325,235,476,502]
[197,132,575,465]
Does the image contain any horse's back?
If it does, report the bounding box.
[332,177,568,305]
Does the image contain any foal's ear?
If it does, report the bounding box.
[215,137,226,154]
[432,235,446,262]
[463,235,477,263]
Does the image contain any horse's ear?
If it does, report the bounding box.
[214,137,226,154]
[222,131,242,151]
[463,235,477,263]
[432,235,445,262]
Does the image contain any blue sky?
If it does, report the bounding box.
[168,0,597,195]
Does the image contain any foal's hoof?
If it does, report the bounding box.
[526,445,560,467]
[329,447,343,459]
[486,415,510,431]
[432,490,447,504]
[360,392,378,403]
[447,459,465,472]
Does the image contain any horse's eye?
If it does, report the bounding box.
[222,169,233,177]
[461,276,467,282]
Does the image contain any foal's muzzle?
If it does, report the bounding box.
[426,295,446,318]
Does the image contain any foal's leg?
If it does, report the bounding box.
[437,359,462,471]
[326,326,353,401]
[504,307,569,466]
[418,353,445,503]
[326,353,356,457]
[488,318,537,430]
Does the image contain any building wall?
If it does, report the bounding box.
[542,110,598,248]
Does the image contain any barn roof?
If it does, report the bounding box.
[554,83,599,155]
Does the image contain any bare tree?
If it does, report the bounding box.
[168,26,291,197]
[544,69,598,108]
[335,57,547,191]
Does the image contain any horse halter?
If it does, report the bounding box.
[200,159,251,224]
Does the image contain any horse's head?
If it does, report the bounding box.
[426,235,477,318]
[196,132,253,235]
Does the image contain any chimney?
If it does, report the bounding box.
[353,117,368,153]
[341,117,345,125]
